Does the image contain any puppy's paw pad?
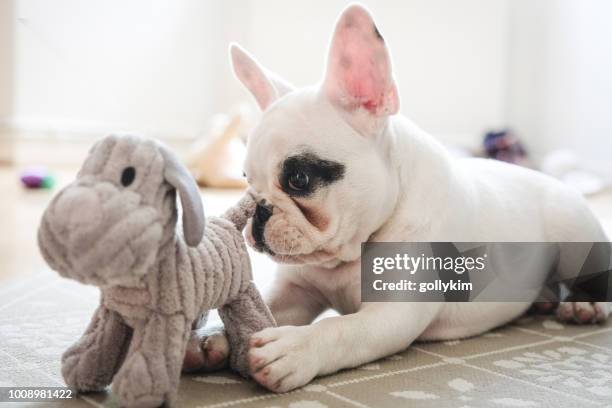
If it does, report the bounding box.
[252,357,298,393]
[183,331,229,372]
[556,302,609,324]
[249,326,317,392]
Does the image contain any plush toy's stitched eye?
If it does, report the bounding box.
[288,171,309,191]
[121,167,136,187]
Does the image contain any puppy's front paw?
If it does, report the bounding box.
[248,326,319,393]
[183,328,229,372]
[556,302,610,324]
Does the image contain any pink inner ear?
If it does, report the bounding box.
[237,62,276,110]
[325,6,397,116]
[232,46,277,111]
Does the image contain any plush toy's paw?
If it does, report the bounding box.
[556,302,610,324]
[113,352,170,408]
[248,326,319,393]
[183,328,229,372]
[61,343,110,392]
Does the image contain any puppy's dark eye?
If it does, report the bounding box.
[288,171,309,191]
[121,167,136,187]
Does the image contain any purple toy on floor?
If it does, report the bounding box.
[20,167,55,189]
[483,129,530,167]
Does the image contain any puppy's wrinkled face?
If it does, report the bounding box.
[38,134,172,287]
[233,5,400,266]
[242,92,397,267]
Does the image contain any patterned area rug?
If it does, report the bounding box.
[1,268,611,408]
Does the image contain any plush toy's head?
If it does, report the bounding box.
[38,134,205,287]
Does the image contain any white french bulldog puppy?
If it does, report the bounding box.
[185,4,609,392]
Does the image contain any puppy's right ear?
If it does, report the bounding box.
[323,5,399,136]
[230,43,294,111]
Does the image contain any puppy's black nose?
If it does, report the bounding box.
[252,203,273,250]
[254,203,273,224]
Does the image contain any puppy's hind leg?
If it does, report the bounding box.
[183,311,223,372]
[183,312,230,373]
[557,301,610,324]
[555,241,612,324]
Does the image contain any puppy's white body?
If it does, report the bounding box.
[241,89,607,391]
[204,5,608,393]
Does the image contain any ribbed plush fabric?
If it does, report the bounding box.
[37,134,275,407]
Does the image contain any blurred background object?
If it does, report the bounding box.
[483,129,530,167]
[0,0,611,281]
[0,0,610,175]
[187,104,253,189]
[540,149,606,196]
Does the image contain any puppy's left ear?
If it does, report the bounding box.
[323,5,399,135]
[230,43,295,111]
[160,144,205,247]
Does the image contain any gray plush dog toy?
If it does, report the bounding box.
[38,134,275,407]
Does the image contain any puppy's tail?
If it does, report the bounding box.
[222,191,256,231]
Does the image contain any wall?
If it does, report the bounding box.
[0,0,15,163]
[241,0,511,146]
[2,0,511,146]
[6,0,226,139]
[506,0,612,172]
[3,0,610,172]
[0,1,15,124]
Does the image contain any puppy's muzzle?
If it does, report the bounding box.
[252,202,273,252]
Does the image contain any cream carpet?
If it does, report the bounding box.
[2,187,612,407]
[1,267,611,408]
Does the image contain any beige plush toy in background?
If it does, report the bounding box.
[187,105,254,189]
[37,134,275,407]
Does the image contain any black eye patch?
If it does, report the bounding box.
[121,166,136,187]
[280,152,345,197]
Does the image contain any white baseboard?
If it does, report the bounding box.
[0,119,194,167]
[1,116,201,142]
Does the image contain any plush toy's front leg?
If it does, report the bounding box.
[112,314,189,407]
[219,282,276,377]
[62,306,131,392]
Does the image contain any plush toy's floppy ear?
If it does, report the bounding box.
[160,144,205,247]
[230,43,295,111]
[323,5,399,134]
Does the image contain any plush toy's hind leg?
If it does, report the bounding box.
[112,314,190,407]
[62,306,131,391]
[219,282,276,377]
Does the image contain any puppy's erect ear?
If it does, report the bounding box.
[159,144,205,247]
[323,5,399,134]
[230,43,295,111]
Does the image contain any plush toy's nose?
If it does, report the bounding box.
[54,186,102,231]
